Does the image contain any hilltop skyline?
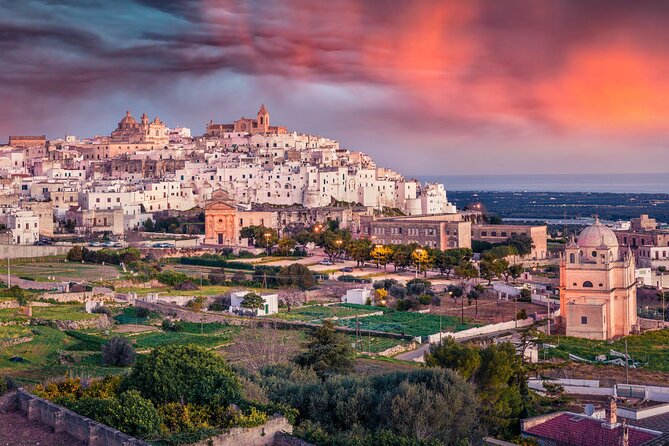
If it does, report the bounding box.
[2,0,669,175]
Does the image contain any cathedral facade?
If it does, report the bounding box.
[204,189,238,246]
[206,104,287,136]
[111,111,169,145]
[559,219,638,340]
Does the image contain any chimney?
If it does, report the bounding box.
[604,397,618,428]
[622,420,629,446]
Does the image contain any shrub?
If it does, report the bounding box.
[417,294,432,305]
[156,271,191,287]
[68,390,161,438]
[162,319,184,332]
[208,295,230,312]
[158,402,211,433]
[186,297,206,312]
[395,297,420,311]
[135,307,151,318]
[174,281,199,291]
[231,271,247,283]
[91,306,112,317]
[123,345,243,406]
[102,336,136,367]
[388,284,407,299]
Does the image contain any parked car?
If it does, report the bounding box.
[319,259,334,266]
[152,242,175,249]
[89,241,101,247]
[340,267,353,272]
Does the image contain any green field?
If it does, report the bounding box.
[337,311,474,337]
[269,304,381,323]
[115,284,257,297]
[7,261,122,282]
[540,329,669,372]
[130,329,237,350]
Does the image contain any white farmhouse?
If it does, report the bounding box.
[342,288,371,305]
[229,290,279,316]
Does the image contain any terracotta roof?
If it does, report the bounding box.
[524,413,660,446]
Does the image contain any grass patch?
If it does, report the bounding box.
[129,328,238,350]
[32,305,98,321]
[64,330,107,351]
[540,329,669,372]
[268,304,381,323]
[337,311,474,337]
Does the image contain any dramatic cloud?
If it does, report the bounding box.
[1,0,669,174]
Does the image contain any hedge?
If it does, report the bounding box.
[180,256,255,271]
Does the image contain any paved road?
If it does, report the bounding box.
[396,325,533,362]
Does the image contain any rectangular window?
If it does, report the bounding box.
[581,316,588,324]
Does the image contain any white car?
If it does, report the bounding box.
[319,259,334,266]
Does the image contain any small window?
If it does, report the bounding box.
[569,253,575,263]
[583,281,593,288]
[581,316,588,324]
[591,250,597,257]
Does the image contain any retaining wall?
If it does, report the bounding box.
[0,245,71,259]
[191,416,292,446]
[15,389,148,446]
[427,318,535,343]
[40,291,116,303]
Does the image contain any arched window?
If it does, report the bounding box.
[569,253,575,263]
[591,250,597,257]
[583,281,593,288]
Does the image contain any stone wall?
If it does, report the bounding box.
[0,244,71,259]
[0,336,33,347]
[40,291,116,303]
[191,416,292,446]
[14,389,149,446]
[274,432,315,446]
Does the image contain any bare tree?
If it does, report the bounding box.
[222,325,302,371]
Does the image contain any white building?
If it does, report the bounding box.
[4,209,39,245]
[342,288,371,305]
[229,290,279,316]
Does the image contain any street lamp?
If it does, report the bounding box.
[335,239,343,262]
[413,248,425,279]
[264,232,272,255]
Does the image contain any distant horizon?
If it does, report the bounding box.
[416,172,669,194]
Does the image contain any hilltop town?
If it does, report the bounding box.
[1,107,669,446]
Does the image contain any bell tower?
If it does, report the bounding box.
[257,104,269,133]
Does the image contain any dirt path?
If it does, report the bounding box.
[0,411,85,446]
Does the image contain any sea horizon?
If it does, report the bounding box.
[415,172,669,194]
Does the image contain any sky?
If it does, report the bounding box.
[2,0,669,176]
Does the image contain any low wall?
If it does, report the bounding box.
[528,379,669,407]
[0,244,71,259]
[528,379,614,397]
[427,318,535,344]
[377,341,417,357]
[274,432,315,446]
[14,389,148,446]
[0,336,33,347]
[192,416,292,446]
[40,291,116,303]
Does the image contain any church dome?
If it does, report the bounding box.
[120,111,137,125]
[577,218,618,249]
